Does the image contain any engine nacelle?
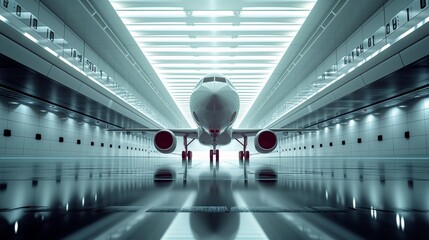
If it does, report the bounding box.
[254,130,277,153]
[154,130,177,153]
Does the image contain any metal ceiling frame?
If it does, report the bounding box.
[109,0,318,128]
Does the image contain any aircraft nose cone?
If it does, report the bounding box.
[200,84,228,110]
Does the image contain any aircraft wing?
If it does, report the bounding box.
[232,128,317,138]
[107,128,198,138]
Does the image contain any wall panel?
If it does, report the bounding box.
[280,96,429,157]
[0,98,154,157]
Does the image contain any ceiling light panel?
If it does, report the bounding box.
[109,0,317,127]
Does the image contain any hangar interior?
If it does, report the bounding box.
[0,0,429,239]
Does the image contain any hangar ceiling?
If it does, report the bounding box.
[108,0,318,127]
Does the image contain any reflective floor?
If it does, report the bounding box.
[0,155,428,239]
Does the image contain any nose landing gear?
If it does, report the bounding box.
[209,149,219,162]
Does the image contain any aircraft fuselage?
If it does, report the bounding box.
[189,74,239,146]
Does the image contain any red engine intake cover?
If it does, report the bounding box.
[255,130,277,153]
[154,130,177,153]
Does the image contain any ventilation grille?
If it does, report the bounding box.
[80,0,95,15]
[332,0,348,14]
[321,13,335,29]
[93,13,106,29]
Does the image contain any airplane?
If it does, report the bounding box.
[108,73,315,162]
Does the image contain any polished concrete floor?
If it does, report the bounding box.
[0,155,428,239]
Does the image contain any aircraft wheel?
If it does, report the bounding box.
[209,150,213,161]
[215,149,219,162]
[187,151,192,160]
[245,151,250,161]
[239,151,243,161]
[181,151,187,160]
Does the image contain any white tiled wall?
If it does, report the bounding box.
[279,96,429,157]
[0,98,155,157]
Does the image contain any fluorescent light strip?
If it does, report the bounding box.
[127,24,301,31]
[44,47,59,57]
[192,11,235,17]
[240,11,311,18]
[136,36,294,43]
[157,69,271,74]
[153,63,275,68]
[0,14,7,22]
[23,32,38,43]
[149,56,281,61]
[117,11,186,18]
[142,47,285,52]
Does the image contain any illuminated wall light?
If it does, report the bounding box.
[352,198,356,209]
[23,32,38,43]
[14,221,18,234]
[397,26,416,41]
[370,207,377,219]
[44,47,58,57]
[325,190,328,200]
[81,197,85,207]
[59,56,85,75]
[380,43,390,52]
[65,203,69,211]
[0,14,7,22]
[396,214,400,228]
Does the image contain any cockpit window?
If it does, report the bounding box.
[203,77,215,82]
[215,77,226,83]
[202,76,227,83]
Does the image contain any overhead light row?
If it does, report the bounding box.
[116,10,312,18]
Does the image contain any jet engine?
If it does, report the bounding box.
[154,130,177,153]
[254,130,277,153]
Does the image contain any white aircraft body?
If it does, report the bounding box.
[109,73,313,162]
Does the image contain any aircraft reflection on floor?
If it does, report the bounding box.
[190,172,239,240]
[0,156,428,239]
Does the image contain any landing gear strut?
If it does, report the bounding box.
[209,129,220,164]
[181,136,195,161]
[210,149,219,162]
[236,136,250,161]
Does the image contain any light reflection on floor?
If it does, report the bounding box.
[0,156,428,239]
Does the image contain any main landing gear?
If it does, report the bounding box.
[236,136,250,162]
[182,136,195,184]
[181,136,195,162]
[181,151,192,161]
